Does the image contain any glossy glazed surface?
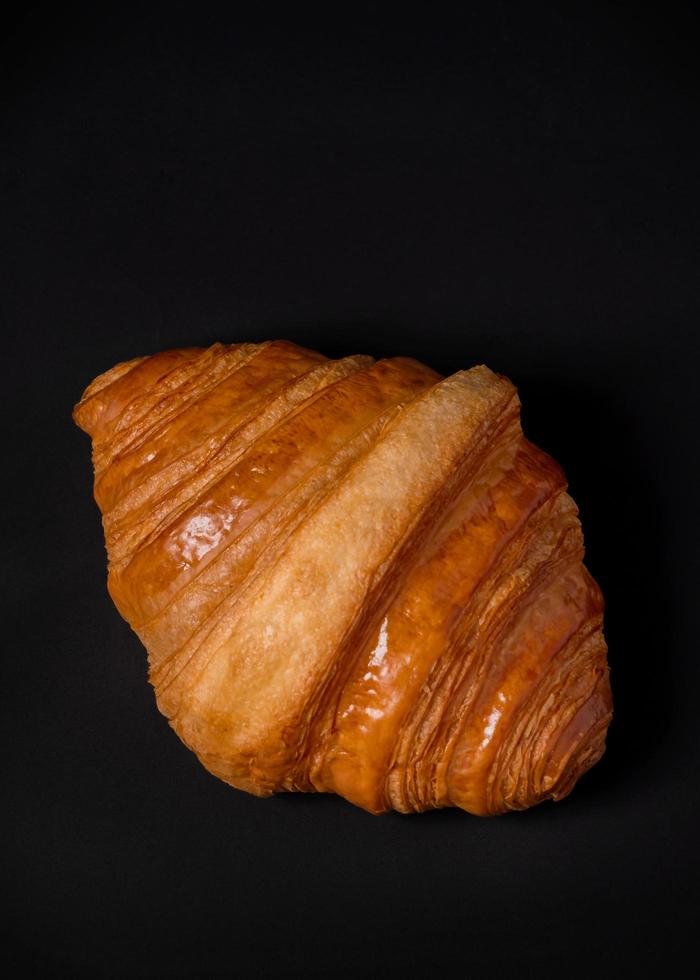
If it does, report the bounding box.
[74,340,612,815]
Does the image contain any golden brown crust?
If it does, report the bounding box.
[74,340,612,815]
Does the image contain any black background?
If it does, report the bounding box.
[3,3,699,977]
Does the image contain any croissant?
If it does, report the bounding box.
[73,340,612,816]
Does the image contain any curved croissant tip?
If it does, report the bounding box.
[72,396,97,437]
[72,354,151,438]
[73,338,611,817]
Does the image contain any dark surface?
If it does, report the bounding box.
[3,4,699,977]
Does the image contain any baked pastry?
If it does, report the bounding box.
[73,340,612,815]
